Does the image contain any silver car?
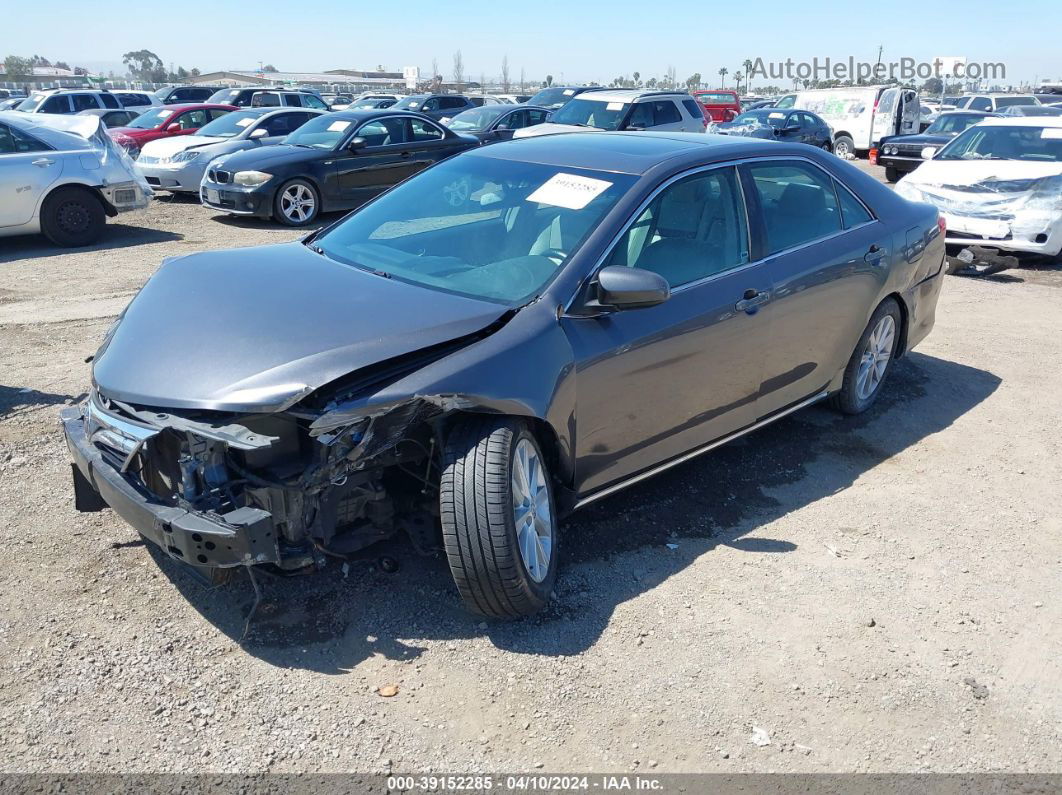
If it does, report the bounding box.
[135,107,326,193]
[0,111,151,246]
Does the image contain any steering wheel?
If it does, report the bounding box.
[536,248,568,265]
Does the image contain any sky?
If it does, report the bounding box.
[4,0,1059,87]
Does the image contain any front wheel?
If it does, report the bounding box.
[830,299,902,415]
[885,166,900,183]
[440,417,558,618]
[273,178,320,227]
[833,134,855,158]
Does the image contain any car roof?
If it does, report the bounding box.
[326,108,439,122]
[975,116,1062,128]
[467,131,775,175]
[572,89,686,103]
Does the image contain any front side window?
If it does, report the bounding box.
[174,109,209,129]
[72,94,99,111]
[304,95,328,110]
[313,157,637,304]
[261,113,299,136]
[968,97,991,111]
[525,109,549,126]
[746,161,842,254]
[355,117,407,147]
[0,123,50,154]
[994,96,1036,109]
[41,95,71,113]
[605,167,750,288]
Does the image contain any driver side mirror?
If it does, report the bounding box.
[166,123,181,132]
[249,128,268,139]
[347,136,367,151]
[783,122,800,131]
[921,146,938,160]
[596,266,670,310]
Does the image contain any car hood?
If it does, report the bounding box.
[512,123,601,138]
[214,143,323,171]
[108,126,159,140]
[92,242,510,412]
[901,159,1062,191]
[140,135,228,158]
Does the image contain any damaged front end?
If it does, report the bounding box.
[61,385,449,576]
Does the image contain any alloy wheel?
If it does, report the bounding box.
[856,314,896,400]
[511,438,553,583]
[280,183,315,223]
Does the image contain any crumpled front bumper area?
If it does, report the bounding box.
[61,405,281,569]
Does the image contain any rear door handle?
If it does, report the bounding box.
[32,158,56,168]
[735,289,770,313]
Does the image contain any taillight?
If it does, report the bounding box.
[937,215,946,237]
[869,147,878,165]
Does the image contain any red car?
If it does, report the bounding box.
[692,90,741,122]
[107,103,237,155]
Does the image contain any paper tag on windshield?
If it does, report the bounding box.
[606,102,624,111]
[328,120,351,132]
[769,112,785,119]
[1041,128,1062,139]
[236,118,254,127]
[527,172,613,210]
[563,89,575,96]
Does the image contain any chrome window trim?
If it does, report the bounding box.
[563,153,881,312]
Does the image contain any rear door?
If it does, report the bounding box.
[563,165,772,494]
[871,88,900,145]
[0,122,61,227]
[741,159,888,417]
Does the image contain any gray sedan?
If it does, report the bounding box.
[135,107,326,193]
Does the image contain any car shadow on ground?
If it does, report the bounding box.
[0,226,183,264]
[0,384,86,419]
[205,207,341,233]
[146,351,1000,673]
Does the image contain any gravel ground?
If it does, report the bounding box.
[1,162,1061,774]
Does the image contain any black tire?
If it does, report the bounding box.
[885,166,900,183]
[830,298,902,415]
[440,416,558,618]
[272,178,320,227]
[40,186,106,247]
[821,141,833,153]
[833,134,855,158]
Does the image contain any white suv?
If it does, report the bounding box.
[15,89,139,115]
[513,90,707,138]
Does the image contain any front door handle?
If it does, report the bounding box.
[32,158,56,168]
[735,289,770,313]
[399,151,412,159]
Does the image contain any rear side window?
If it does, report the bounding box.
[835,182,873,228]
[115,93,144,108]
[682,99,702,118]
[605,166,750,287]
[526,109,549,126]
[651,101,682,124]
[283,94,301,107]
[0,123,51,153]
[101,93,120,108]
[410,118,444,141]
[71,94,98,111]
[441,97,467,110]
[746,161,842,254]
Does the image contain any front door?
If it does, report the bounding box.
[741,159,888,417]
[564,166,772,494]
[871,88,901,145]
[334,116,414,208]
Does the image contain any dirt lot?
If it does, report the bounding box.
[1,162,1061,774]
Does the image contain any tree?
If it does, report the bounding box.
[632,71,641,87]
[733,71,743,91]
[31,55,51,67]
[923,77,943,94]
[718,66,728,87]
[646,77,657,89]
[501,54,510,93]
[519,67,526,91]
[452,50,464,87]
[73,66,88,76]
[665,65,676,89]
[431,56,439,82]
[743,58,753,92]
[263,64,278,73]
[545,74,553,87]
[685,72,701,90]
[122,49,165,82]
[3,55,32,80]
[54,60,70,71]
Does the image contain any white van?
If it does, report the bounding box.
[774,86,920,156]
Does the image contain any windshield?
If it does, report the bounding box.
[1010,106,1062,116]
[313,156,637,304]
[152,87,169,99]
[925,114,986,134]
[125,108,172,130]
[282,114,352,149]
[527,87,579,109]
[196,110,261,138]
[17,93,48,111]
[401,95,429,110]
[207,89,241,104]
[549,98,628,130]
[447,107,504,131]
[936,125,1062,162]
[731,110,787,128]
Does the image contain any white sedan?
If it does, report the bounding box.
[0,112,151,247]
[895,117,1062,258]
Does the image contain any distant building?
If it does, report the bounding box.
[188,69,405,89]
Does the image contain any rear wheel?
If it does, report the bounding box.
[885,166,900,183]
[833,134,855,158]
[440,417,557,618]
[830,299,902,415]
[40,186,106,247]
[273,178,319,227]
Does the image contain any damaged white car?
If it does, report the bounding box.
[0,111,151,246]
[895,117,1062,267]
